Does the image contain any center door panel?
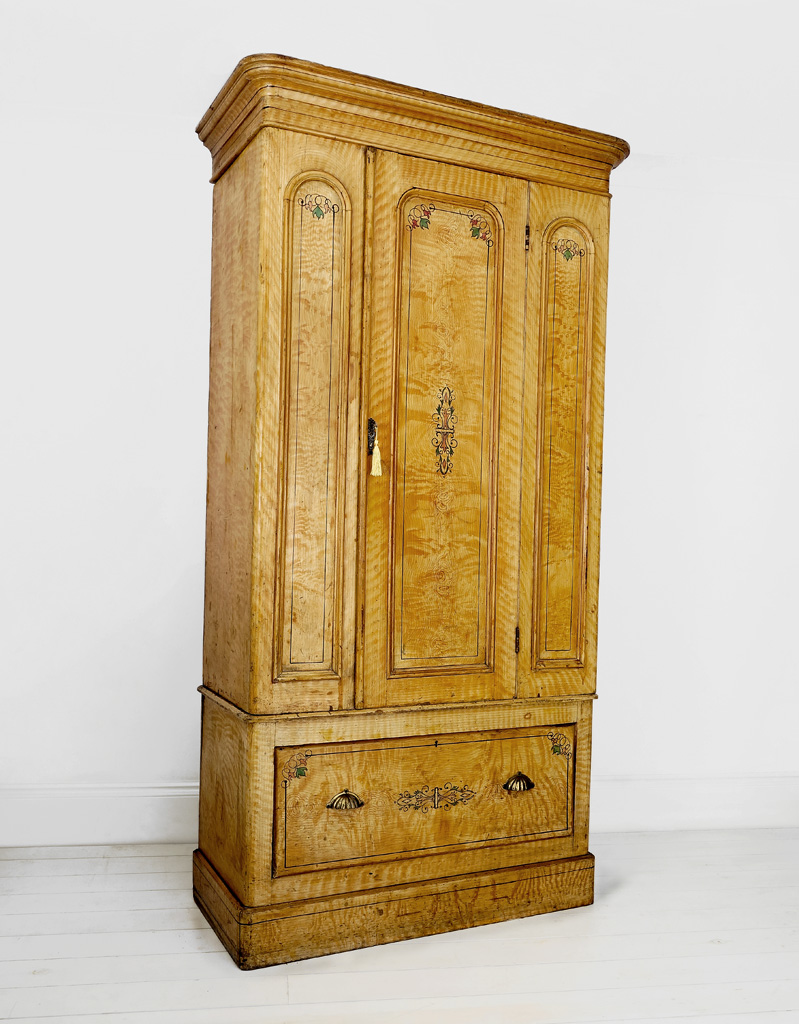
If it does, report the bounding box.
[362,153,528,708]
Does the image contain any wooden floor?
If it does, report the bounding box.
[1,829,797,1023]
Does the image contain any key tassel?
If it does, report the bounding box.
[371,434,383,477]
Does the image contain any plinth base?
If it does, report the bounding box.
[193,848,595,970]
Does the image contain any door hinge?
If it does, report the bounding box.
[515,627,520,653]
[524,225,530,252]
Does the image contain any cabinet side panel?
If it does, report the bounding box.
[203,136,265,706]
[198,698,250,903]
[276,178,349,679]
[249,133,365,714]
[517,188,610,698]
[535,225,592,668]
[574,698,593,849]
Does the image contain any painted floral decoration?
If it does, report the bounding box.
[468,214,492,244]
[282,750,312,782]
[407,203,435,230]
[554,239,585,262]
[300,194,339,219]
[547,731,572,762]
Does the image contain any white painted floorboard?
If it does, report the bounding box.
[0,830,797,1023]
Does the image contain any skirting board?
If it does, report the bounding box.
[590,773,799,833]
[1,775,797,846]
[0,784,199,847]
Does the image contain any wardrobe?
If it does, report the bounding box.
[194,55,629,968]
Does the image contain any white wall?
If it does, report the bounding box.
[2,0,797,844]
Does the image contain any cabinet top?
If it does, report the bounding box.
[197,54,629,193]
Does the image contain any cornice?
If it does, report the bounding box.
[197,55,629,193]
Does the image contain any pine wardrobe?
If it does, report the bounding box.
[194,55,629,969]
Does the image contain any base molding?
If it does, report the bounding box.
[193,849,595,970]
[591,773,799,831]
[0,783,199,847]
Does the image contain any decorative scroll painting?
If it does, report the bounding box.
[432,386,458,475]
[395,782,476,812]
[278,180,347,677]
[391,197,500,673]
[535,228,591,668]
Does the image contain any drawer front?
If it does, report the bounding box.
[274,725,574,876]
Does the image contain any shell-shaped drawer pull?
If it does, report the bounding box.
[326,788,364,810]
[502,771,535,792]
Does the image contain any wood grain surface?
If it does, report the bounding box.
[202,133,264,711]
[535,222,592,668]
[517,186,612,698]
[196,57,627,967]
[363,152,527,708]
[274,725,574,875]
[196,693,591,908]
[275,176,349,677]
[196,55,629,191]
[194,847,595,970]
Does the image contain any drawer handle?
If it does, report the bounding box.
[503,771,535,792]
[326,788,364,810]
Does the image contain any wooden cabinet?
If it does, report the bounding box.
[194,56,628,969]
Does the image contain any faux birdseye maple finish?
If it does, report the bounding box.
[536,223,592,669]
[364,155,528,710]
[277,176,348,679]
[274,725,575,876]
[198,691,592,910]
[392,191,500,672]
[195,55,627,969]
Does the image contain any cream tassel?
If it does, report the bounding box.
[371,433,383,477]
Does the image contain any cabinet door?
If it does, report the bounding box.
[362,154,527,707]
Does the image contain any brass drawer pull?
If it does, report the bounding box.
[503,771,535,792]
[326,789,364,810]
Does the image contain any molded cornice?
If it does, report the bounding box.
[197,55,629,193]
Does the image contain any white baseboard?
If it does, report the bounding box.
[591,773,799,832]
[0,784,200,847]
[0,775,797,847]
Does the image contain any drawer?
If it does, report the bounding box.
[273,724,574,876]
